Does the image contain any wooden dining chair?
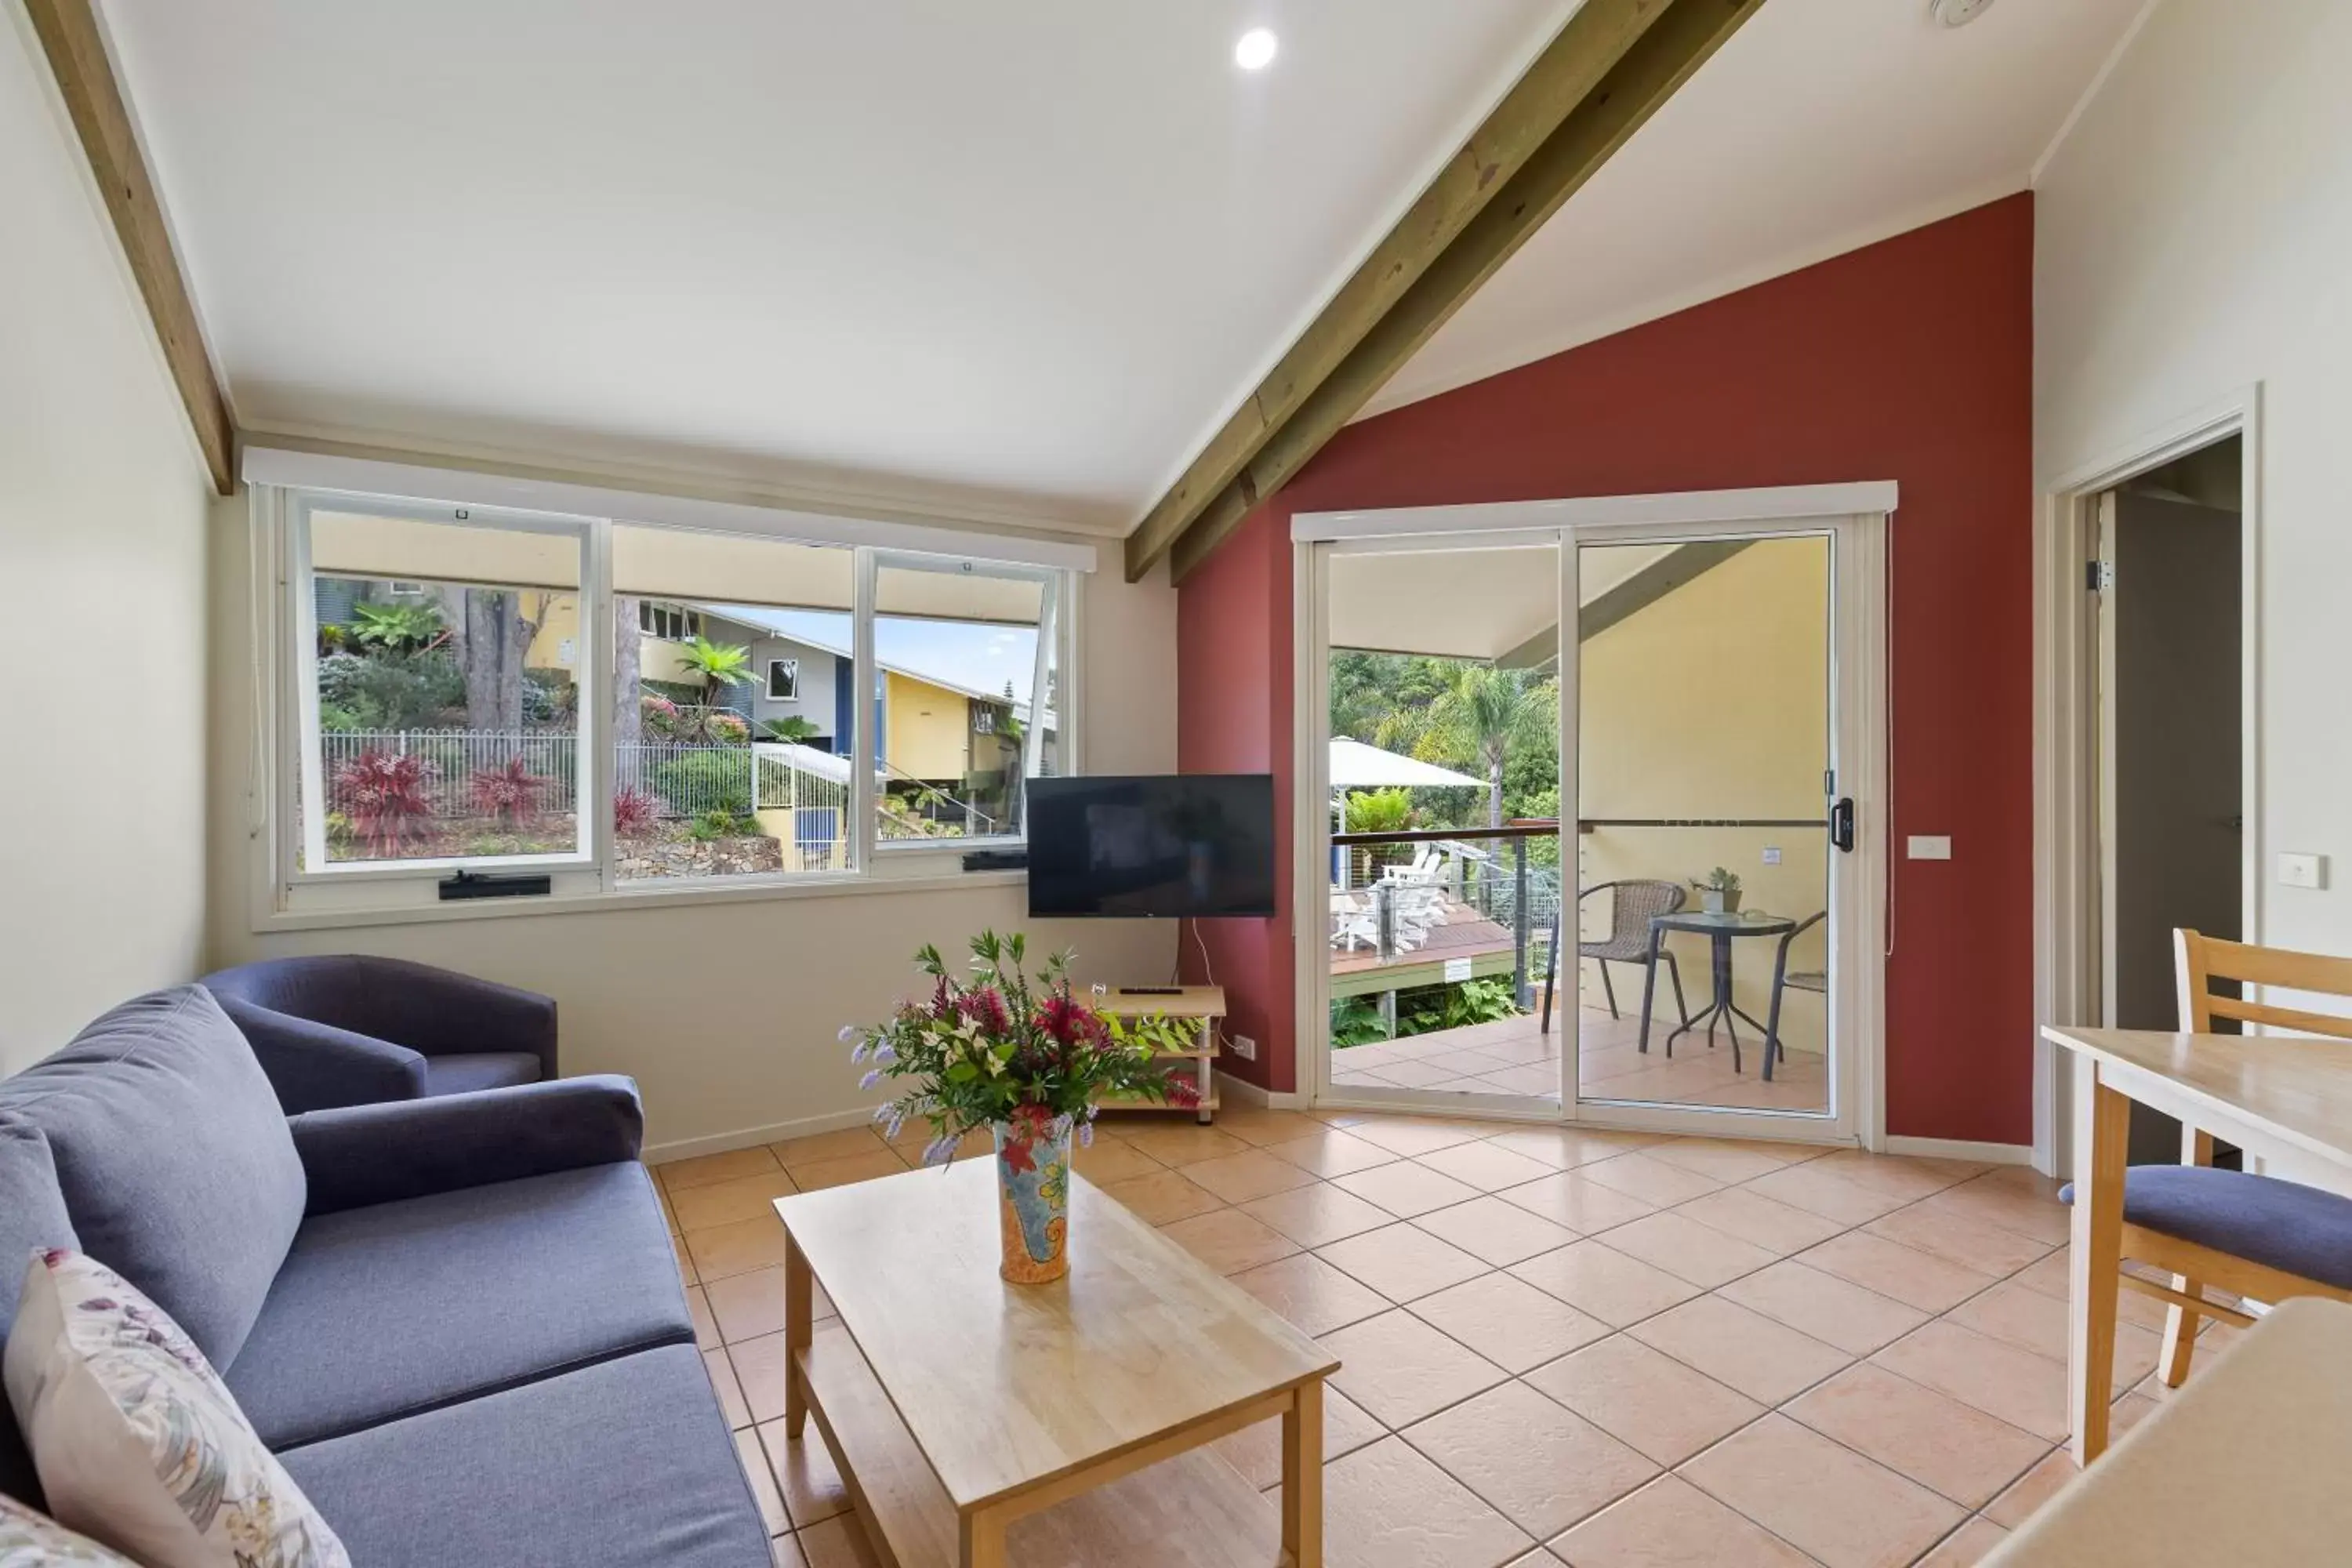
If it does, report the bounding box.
[2076,930,2352,1390]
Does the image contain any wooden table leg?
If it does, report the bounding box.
[784,1229,812,1439]
[959,1507,1007,1568]
[2067,1054,2130,1465]
[1283,1379,1323,1568]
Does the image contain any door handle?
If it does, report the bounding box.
[1831,799,1856,853]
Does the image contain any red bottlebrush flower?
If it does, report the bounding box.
[958,986,1014,1038]
[1164,1073,1203,1108]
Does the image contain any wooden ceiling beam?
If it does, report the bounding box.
[1123,0,1675,582]
[1151,0,1766,585]
[27,0,234,494]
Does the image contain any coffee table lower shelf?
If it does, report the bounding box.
[793,1322,1290,1568]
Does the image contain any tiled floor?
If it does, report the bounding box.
[1331,1008,1829,1114]
[658,1109,2233,1568]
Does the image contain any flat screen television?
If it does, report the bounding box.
[1025,775,1276,919]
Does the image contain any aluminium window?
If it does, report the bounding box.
[766,659,800,701]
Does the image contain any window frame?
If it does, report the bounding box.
[259,478,1083,923]
[765,657,800,702]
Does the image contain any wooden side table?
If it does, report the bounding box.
[1093,985,1225,1124]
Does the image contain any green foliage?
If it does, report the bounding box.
[688,808,747,841]
[760,716,822,744]
[675,634,753,694]
[649,751,752,820]
[1693,866,1742,894]
[522,668,576,725]
[1342,788,1414,834]
[348,599,445,653]
[1331,977,1525,1047]
[316,649,465,730]
[1329,651,1560,828]
[1330,997,1391,1047]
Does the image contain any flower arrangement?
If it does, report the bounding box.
[849,931,1197,1163]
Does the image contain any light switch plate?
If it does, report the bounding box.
[1762,847,1783,866]
[1907,835,1953,861]
[2279,852,2328,891]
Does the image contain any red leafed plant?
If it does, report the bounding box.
[613,786,661,838]
[333,750,437,858]
[468,756,551,829]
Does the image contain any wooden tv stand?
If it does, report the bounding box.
[1093,985,1224,1124]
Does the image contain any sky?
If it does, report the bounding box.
[705,604,1042,706]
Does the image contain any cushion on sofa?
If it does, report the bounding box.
[279,1344,771,1568]
[420,1051,545,1097]
[0,986,303,1374]
[0,1122,78,1508]
[227,1163,694,1449]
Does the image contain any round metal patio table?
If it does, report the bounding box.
[1639,909,1798,1080]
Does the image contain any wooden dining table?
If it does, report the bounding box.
[2040,1024,2352,1465]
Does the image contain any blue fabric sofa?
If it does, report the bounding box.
[0,985,771,1567]
[202,954,558,1113]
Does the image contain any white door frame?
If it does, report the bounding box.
[2033,387,2263,1177]
[1292,483,1893,1149]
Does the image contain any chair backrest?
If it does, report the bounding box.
[1607,880,1686,943]
[2176,928,2352,1040]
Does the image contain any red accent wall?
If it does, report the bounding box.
[1179,194,2035,1142]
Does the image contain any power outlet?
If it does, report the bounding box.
[1228,1034,1258,1062]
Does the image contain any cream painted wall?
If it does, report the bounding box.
[0,15,213,1073]
[1576,539,1831,1048]
[207,496,1180,1152]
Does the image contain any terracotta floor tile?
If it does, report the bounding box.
[789,1519,874,1568]
[1716,1260,1929,1356]
[1626,1295,1852,1406]
[1321,1436,1537,1568]
[1551,1474,1813,1568]
[1317,1223,1490,1303]
[1914,1516,2010,1568]
[670,1168,800,1232]
[733,1425,789,1534]
[1181,1147,1324,1203]
[685,1284,720,1349]
[1785,1363,2051,1509]
[1116,1122,1254,1167]
[704,1265,789,1343]
[1334,1160,1486,1219]
[1240,1181,1399,1248]
[1795,1231,1998,1314]
[1229,1251,1392,1337]
[1068,1135,1164,1185]
[1345,1117,1493,1158]
[1864,1204,2055,1279]
[1098,1167,1225,1225]
[1592,1211,1780,1289]
[676,1246,699,1288]
[1409,1272,1612,1373]
[657,1180,680,1234]
[787,1149,909,1191]
[1917,1176,2072,1245]
[1577,1152,1724,1207]
[1481,1126,1664,1171]
[1156,1207,1301,1275]
[1213,1108,1331,1148]
[760,1419,854,1527]
[1404,1381,1657,1540]
[1523,1334,1764,1468]
[1806,1149,1985,1203]
[1681,1414,1962,1568]
[1869,1321,2069,1443]
[661,1145,785,1190]
[704,1345,750,1428]
[1671,1186,1848,1258]
[768,1127,890,1168]
[1743,1163,1913,1226]
[1645,1138,1802,1185]
[1265,1128,1403,1179]
[1414,1139,1562,1193]
[729,1331,791,1425]
[687,1214,793,1280]
[1981,1448,2075,1530]
[1943,1279,2160,1392]
[1413,1196,1578,1267]
[1211,1385,1385,1487]
[1508,1241,1704,1328]
[1323,1310,1510,1428]
[769,1532,811,1568]
[1494,1171,1658,1235]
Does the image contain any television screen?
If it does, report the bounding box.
[1025,775,1276,918]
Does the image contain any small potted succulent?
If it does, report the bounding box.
[846,932,1196,1283]
[1692,867,1744,914]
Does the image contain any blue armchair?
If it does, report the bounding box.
[201,955,558,1115]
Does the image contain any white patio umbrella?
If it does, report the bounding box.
[1329,738,1482,790]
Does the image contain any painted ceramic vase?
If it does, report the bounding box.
[992,1109,1073,1284]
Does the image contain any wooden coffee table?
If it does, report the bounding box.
[775,1158,1337,1567]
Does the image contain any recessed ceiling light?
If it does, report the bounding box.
[1235,28,1279,71]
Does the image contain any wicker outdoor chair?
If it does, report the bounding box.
[1541,880,1693,1034]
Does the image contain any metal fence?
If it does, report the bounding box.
[321,730,579,820]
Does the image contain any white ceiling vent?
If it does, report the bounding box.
[1927,0,1996,25]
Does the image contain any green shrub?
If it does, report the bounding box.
[651,751,752,819]
[317,649,464,729]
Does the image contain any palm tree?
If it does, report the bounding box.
[675,635,753,741]
[1428,666,1554,828]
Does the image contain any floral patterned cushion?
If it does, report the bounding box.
[0,1495,140,1566]
[0,1250,349,1568]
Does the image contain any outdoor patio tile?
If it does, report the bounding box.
[1786,1363,2051,1511]
[1744,1162,1915,1226]
[660,1145,784,1190]
[1403,1381,1657,1540]
[1671,1186,1849,1258]
[1227,1251,1392,1337]
[1344,1116,1493,1157]
[1323,1311,1510,1429]
[1588,1210,1780,1290]
[1716,1259,1929,1356]
[1944,1279,2160,1393]
[1180,1147,1324,1203]
[1465,1063,1570,1098]
[1114,1122,1254,1166]
[1156,1207,1300,1275]
[685,1214,793,1280]
[1098,1167,1225,1225]
[757,1417,852,1527]
[1321,1437,1536,1568]
[1680,1414,1963,1568]
[1333,1159,1485,1219]
[1240,1181,1397,1248]
[1508,1241,1703,1328]
[785,1149,908,1191]
[1406,1272,1611,1372]
[768,1127,891,1168]
[1523,1334,1764,1468]
[669,1167,800,1232]
[1414,1138,1560,1192]
[1550,1475,1813,1568]
[1379,1058,1486,1089]
[1494,1171,1657,1234]
[1068,1133,1163,1184]
[1981,1449,2074,1530]
[1480,1126,1663,1170]
[1318,1223,1490,1303]
[1626,1295,1853,1406]
[1864,1203,2056,1279]
[1211,1385,1385,1487]
[1643,1138,1807,1185]
[1796,1231,1999,1314]
[1576,1152,1724,1207]
[1410,1194,1577,1266]
[1869,1321,2070,1443]
[1915,1516,2012,1567]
